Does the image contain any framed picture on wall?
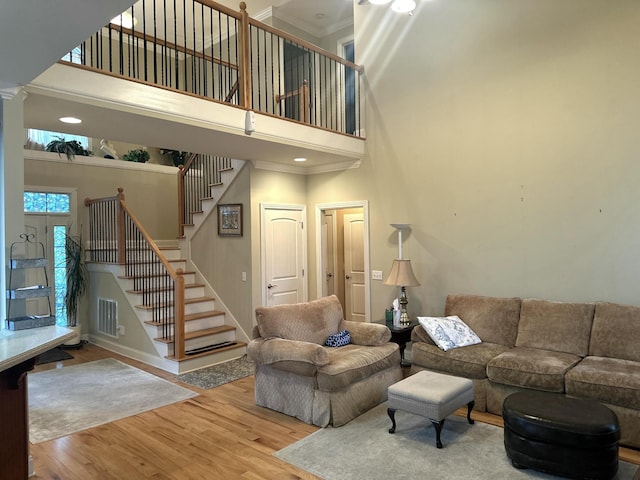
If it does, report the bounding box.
[217,204,243,237]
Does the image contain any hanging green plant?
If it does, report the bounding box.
[45,137,92,161]
[123,148,150,163]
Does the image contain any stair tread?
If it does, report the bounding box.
[155,325,236,343]
[135,296,216,310]
[118,270,195,280]
[144,310,225,326]
[126,283,205,294]
[167,341,247,362]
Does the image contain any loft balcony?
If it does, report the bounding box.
[22,1,365,173]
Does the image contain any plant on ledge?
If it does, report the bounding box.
[123,148,150,163]
[45,137,92,161]
[160,149,189,167]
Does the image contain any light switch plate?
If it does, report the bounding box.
[372,270,383,280]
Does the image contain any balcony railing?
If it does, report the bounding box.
[61,0,363,137]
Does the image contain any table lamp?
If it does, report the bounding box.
[384,258,420,325]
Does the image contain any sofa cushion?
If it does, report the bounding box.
[445,294,521,347]
[411,341,510,379]
[255,295,343,345]
[316,343,399,392]
[589,302,640,362]
[487,347,582,392]
[417,315,481,351]
[515,299,594,356]
[565,356,640,410]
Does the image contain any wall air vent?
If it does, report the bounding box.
[97,298,118,337]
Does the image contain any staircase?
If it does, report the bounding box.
[85,158,248,374]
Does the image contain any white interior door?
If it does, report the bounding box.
[343,212,365,321]
[262,205,307,306]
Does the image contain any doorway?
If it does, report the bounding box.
[316,201,370,322]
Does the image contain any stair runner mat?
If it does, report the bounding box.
[185,341,237,355]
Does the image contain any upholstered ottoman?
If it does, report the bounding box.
[387,370,474,448]
[503,391,620,480]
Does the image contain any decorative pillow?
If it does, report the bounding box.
[417,315,482,351]
[325,330,351,347]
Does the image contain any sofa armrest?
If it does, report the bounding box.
[340,320,391,346]
[247,337,330,367]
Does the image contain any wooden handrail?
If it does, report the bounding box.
[108,24,239,71]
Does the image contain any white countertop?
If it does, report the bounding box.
[0,326,75,371]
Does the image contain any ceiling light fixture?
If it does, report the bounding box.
[391,0,416,14]
[294,157,307,162]
[59,117,82,124]
[359,0,422,15]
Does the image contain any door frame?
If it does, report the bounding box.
[260,203,308,307]
[315,200,370,322]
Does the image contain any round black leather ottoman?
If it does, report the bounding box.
[502,391,620,480]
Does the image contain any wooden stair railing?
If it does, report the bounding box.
[275,80,311,124]
[85,188,186,358]
[177,154,233,238]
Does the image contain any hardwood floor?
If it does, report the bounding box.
[30,344,640,479]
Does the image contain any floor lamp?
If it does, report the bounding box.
[384,224,420,326]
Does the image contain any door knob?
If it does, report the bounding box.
[345,275,351,279]
[327,273,333,278]
[267,283,278,289]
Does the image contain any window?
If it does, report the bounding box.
[24,192,70,214]
[53,225,68,326]
[26,129,89,150]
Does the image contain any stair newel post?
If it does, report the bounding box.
[177,166,186,238]
[238,2,251,110]
[116,188,126,265]
[300,80,310,123]
[173,268,186,359]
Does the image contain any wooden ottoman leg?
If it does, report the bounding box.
[431,418,445,449]
[467,400,475,424]
[387,408,397,434]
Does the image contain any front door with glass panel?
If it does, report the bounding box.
[24,190,74,326]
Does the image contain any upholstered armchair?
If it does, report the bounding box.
[247,295,402,427]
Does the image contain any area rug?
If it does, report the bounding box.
[28,358,197,443]
[35,346,74,365]
[275,403,638,480]
[176,355,254,389]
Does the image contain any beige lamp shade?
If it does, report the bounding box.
[383,259,420,287]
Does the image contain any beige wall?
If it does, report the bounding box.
[191,164,253,337]
[306,0,640,321]
[88,270,159,355]
[24,155,179,240]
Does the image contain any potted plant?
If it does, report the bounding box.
[45,136,92,161]
[161,149,189,167]
[63,232,87,347]
[123,148,150,163]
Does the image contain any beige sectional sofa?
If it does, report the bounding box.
[410,294,640,448]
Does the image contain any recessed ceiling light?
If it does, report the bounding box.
[59,117,82,124]
[294,157,307,163]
